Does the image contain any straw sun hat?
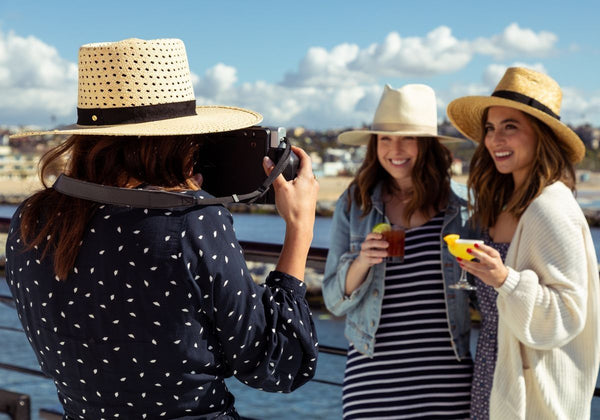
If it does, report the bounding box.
[11,38,262,138]
[338,84,463,146]
[447,67,585,163]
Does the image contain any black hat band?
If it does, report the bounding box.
[492,90,560,121]
[77,100,196,126]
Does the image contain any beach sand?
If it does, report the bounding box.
[0,178,44,195]
[0,177,355,202]
[316,173,600,200]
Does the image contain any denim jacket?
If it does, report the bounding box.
[322,180,475,359]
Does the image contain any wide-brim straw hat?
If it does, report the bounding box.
[338,84,463,145]
[446,67,585,163]
[11,38,262,138]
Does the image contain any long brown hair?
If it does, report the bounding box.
[347,135,452,224]
[19,134,202,280]
[468,109,576,228]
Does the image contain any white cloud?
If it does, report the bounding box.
[279,24,558,92]
[0,30,77,126]
[282,43,366,87]
[283,27,473,86]
[193,69,382,129]
[472,23,557,60]
[561,87,600,125]
[1,25,597,130]
[351,27,472,77]
[193,63,238,97]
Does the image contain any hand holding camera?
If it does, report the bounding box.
[196,127,300,204]
[263,146,318,230]
[263,145,319,281]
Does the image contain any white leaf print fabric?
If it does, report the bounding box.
[6,191,318,419]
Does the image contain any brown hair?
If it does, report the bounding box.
[468,109,576,228]
[19,134,202,280]
[347,135,452,225]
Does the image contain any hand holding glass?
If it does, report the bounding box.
[443,234,484,290]
[373,223,405,263]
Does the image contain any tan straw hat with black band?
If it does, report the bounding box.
[11,38,262,138]
[338,84,463,145]
[446,67,585,163]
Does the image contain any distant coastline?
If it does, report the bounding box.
[4,175,600,226]
[0,176,354,217]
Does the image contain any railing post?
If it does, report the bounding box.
[0,389,31,420]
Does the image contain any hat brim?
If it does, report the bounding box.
[10,106,263,138]
[338,129,464,146]
[447,96,585,163]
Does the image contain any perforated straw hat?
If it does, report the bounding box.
[338,84,463,145]
[11,38,262,138]
[446,67,585,163]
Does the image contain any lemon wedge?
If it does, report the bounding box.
[443,234,459,244]
[444,234,483,260]
[372,223,392,233]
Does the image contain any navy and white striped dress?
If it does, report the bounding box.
[342,212,473,419]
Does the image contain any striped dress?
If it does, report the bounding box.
[342,212,473,419]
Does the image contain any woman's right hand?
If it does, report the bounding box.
[355,233,389,268]
[345,233,388,295]
[262,146,318,232]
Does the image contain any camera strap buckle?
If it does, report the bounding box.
[52,140,292,209]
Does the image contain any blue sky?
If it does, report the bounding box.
[1,0,599,129]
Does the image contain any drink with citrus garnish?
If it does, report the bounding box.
[450,239,485,260]
[443,234,484,290]
[373,223,405,263]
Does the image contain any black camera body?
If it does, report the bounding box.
[195,126,299,204]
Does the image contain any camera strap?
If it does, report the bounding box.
[52,140,293,209]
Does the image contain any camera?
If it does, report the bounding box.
[195,126,299,204]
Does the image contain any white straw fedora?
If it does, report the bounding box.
[338,84,463,145]
[11,38,262,138]
[446,67,585,163]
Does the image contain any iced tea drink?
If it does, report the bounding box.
[382,225,405,263]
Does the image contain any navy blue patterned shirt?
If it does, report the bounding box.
[6,192,318,419]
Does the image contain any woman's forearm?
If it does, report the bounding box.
[345,257,371,296]
[275,225,313,281]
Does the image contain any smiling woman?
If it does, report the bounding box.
[321,83,477,419]
[447,66,599,420]
[483,107,538,188]
[375,135,418,189]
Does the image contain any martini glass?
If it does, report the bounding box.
[443,235,484,290]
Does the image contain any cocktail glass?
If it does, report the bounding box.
[443,235,484,290]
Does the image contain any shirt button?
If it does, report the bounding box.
[373,290,379,297]
[364,344,368,351]
[370,320,375,328]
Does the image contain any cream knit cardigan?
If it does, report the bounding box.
[490,181,600,419]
